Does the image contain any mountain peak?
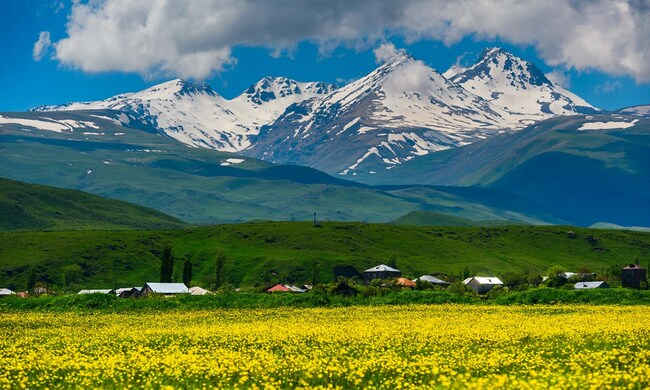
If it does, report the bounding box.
[462,47,551,87]
[242,77,336,105]
[143,79,217,97]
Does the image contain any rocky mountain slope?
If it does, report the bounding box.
[32,48,597,176]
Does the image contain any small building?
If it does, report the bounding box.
[266,284,290,293]
[78,289,115,295]
[285,285,307,293]
[115,287,142,298]
[189,286,212,296]
[140,283,189,297]
[0,288,15,297]
[396,278,416,288]
[574,281,609,289]
[414,275,450,287]
[463,277,503,294]
[622,264,647,289]
[567,231,577,239]
[364,264,401,283]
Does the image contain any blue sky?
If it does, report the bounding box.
[1,0,648,112]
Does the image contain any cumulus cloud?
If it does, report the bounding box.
[49,0,650,82]
[33,31,52,61]
[373,43,405,63]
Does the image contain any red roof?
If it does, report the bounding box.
[266,284,290,292]
[396,278,416,287]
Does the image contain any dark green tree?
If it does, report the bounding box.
[26,266,36,292]
[182,259,193,286]
[311,260,320,286]
[215,250,226,289]
[159,246,174,283]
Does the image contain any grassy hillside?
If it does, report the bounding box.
[1,222,648,290]
[0,177,186,231]
[391,211,478,226]
[362,114,650,227]
[0,110,559,224]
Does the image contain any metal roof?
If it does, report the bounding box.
[189,286,211,295]
[364,264,401,273]
[78,289,114,294]
[284,285,307,293]
[0,288,15,295]
[415,275,450,284]
[574,281,608,289]
[463,277,503,285]
[144,283,189,294]
[267,284,290,292]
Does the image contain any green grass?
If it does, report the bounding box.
[0,177,187,231]
[1,221,648,290]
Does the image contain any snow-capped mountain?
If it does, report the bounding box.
[34,78,336,151]
[32,47,598,176]
[446,48,598,126]
[247,52,512,175]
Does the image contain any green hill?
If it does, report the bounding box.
[0,110,559,224]
[1,222,648,290]
[362,114,650,227]
[0,177,186,231]
[390,211,478,226]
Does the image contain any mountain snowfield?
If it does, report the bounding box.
[34,78,336,152]
[31,47,598,175]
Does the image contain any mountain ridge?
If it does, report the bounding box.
[30,47,598,176]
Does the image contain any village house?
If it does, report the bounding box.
[0,288,15,297]
[78,289,115,295]
[364,264,401,283]
[189,286,211,296]
[266,284,290,293]
[622,264,647,289]
[115,287,142,298]
[396,278,416,288]
[574,281,609,290]
[140,283,189,297]
[414,275,450,287]
[463,277,503,294]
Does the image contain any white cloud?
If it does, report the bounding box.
[49,0,650,82]
[594,80,623,94]
[373,43,404,63]
[33,31,52,61]
[545,70,571,88]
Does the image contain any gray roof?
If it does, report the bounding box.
[0,288,15,295]
[574,281,608,289]
[144,283,189,294]
[415,275,450,284]
[78,289,114,294]
[364,264,400,273]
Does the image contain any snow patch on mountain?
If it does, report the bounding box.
[0,115,99,133]
[578,120,638,131]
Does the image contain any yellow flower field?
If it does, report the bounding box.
[0,305,649,389]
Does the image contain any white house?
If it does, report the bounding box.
[463,277,503,294]
[141,283,189,297]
